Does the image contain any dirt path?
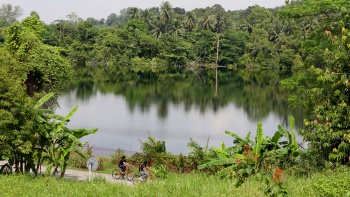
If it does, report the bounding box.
[0,160,133,186]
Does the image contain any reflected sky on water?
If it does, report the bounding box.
[56,79,304,155]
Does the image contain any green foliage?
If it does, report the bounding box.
[151,164,168,179]
[140,133,166,155]
[5,14,72,95]
[296,27,350,164]
[32,93,98,176]
[279,0,350,19]
[0,48,37,171]
[198,117,303,187]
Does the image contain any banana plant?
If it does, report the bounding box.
[44,107,99,176]
[32,93,98,177]
[198,117,303,184]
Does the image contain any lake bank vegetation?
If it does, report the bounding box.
[1,0,350,196]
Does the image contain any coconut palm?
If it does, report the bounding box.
[151,16,164,38]
[160,1,174,32]
[170,18,183,36]
[185,12,196,31]
[128,7,140,19]
[200,14,214,31]
[140,8,153,28]
[214,13,225,33]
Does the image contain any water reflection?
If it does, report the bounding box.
[56,70,305,154]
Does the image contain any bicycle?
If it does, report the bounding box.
[0,163,12,175]
[133,167,152,184]
[112,165,135,181]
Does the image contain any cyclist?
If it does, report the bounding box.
[119,156,129,174]
[138,161,150,182]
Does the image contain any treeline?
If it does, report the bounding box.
[0,1,348,76]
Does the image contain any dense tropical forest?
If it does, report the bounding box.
[1,0,350,196]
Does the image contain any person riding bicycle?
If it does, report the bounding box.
[119,156,129,174]
[138,161,150,182]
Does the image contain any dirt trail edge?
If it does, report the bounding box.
[0,160,133,186]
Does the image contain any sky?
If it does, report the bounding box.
[2,0,287,24]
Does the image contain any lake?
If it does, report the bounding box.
[55,69,305,155]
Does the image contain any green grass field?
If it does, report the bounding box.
[2,167,350,197]
[0,172,313,197]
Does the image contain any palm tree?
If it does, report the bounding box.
[170,18,183,36]
[151,16,164,38]
[200,14,214,31]
[185,12,196,31]
[160,1,174,32]
[128,7,140,19]
[140,8,153,28]
[299,16,319,40]
[214,13,225,33]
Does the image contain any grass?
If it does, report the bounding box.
[0,172,315,197]
[2,166,350,196]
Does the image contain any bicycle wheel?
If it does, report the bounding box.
[132,173,142,183]
[0,164,12,175]
[112,169,122,179]
[126,171,135,181]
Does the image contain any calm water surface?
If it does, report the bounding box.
[55,70,304,155]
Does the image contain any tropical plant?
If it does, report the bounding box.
[160,1,174,33]
[140,133,166,155]
[32,93,98,177]
[198,117,303,186]
[184,12,196,31]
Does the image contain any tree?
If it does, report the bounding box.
[0,4,23,24]
[105,13,118,26]
[5,14,72,95]
[199,14,214,31]
[160,1,174,32]
[140,9,154,29]
[0,48,35,173]
[284,28,350,164]
[193,30,216,64]
[159,34,192,66]
[151,16,164,38]
[128,7,140,19]
[184,12,196,31]
[219,29,248,66]
[66,12,82,24]
[242,28,277,68]
[169,17,183,36]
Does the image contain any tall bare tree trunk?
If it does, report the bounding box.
[215,36,220,97]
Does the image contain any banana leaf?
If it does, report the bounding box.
[234,153,245,159]
[253,122,264,156]
[198,158,237,169]
[57,106,78,132]
[34,93,54,108]
[221,142,226,150]
[217,165,237,177]
[277,125,290,142]
[71,128,98,139]
[271,131,281,144]
[212,147,229,159]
